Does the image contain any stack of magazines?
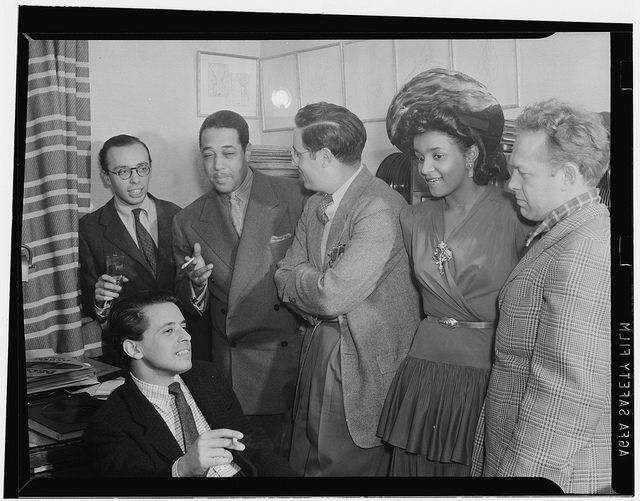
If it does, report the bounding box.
[250,145,299,178]
[26,354,99,395]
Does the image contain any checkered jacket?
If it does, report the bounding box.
[472,198,612,494]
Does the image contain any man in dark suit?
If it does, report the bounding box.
[274,102,421,476]
[79,135,181,326]
[83,291,297,477]
[172,111,307,459]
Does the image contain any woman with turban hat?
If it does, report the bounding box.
[376,68,534,476]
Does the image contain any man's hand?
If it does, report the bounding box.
[94,274,129,308]
[177,429,245,477]
[183,243,213,294]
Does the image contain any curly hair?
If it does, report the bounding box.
[515,98,610,186]
[294,102,366,166]
[397,104,508,186]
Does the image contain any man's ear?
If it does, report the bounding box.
[123,339,143,360]
[560,162,580,191]
[244,142,252,164]
[101,169,112,189]
[319,147,334,169]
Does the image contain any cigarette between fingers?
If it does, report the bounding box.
[181,256,196,269]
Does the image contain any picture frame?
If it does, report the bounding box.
[452,39,520,108]
[343,40,396,122]
[260,53,300,132]
[197,51,259,118]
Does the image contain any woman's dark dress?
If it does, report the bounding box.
[377,184,531,476]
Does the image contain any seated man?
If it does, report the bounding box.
[83,291,297,477]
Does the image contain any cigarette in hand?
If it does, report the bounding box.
[181,256,196,269]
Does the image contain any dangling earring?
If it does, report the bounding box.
[467,162,474,178]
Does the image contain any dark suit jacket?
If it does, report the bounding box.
[173,170,308,415]
[79,194,181,319]
[83,361,297,477]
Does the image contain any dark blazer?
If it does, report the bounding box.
[83,360,297,477]
[79,194,181,319]
[173,170,307,415]
[275,167,422,448]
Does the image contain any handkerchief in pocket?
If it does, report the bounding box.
[270,233,293,243]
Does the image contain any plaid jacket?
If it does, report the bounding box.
[473,196,612,494]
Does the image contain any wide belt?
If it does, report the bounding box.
[426,315,496,329]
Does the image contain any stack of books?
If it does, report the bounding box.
[250,145,299,178]
[26,354,98,396]
[501,118,517,155]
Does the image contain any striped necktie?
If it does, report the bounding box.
[132,208,157,274]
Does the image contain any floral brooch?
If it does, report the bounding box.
[433,241,452,274]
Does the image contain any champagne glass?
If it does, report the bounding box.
[105,254,125,306]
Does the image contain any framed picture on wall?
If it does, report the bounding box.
[197,51,259,118]
[298,44,344,107]
[260,53,300,131]
[452,39,519,108]
[343,40,396,122]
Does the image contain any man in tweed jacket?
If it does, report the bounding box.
[472,99,612,494]
[275,102,421,476]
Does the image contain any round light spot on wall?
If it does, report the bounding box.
[272,88,292,109]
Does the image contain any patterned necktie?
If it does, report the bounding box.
[132,208,157,274]
[168,382,240,477]
[316,194,333,225]
[228,194,243,236]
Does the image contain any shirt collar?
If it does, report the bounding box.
[226,167,253,204]
[325,164,363,217]
[132,372,183,410]
[525,188,601,247]
[114,193,152,221]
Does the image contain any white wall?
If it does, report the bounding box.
[89,33,610,209]
[89,40,261,210]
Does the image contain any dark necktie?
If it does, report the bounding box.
[228,194,243,236]
[168,382,240,477]
[132,208,157,274]
[317,194,333,225]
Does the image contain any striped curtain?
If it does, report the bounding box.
[22,40,102,358]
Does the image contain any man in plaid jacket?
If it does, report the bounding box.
[472,99,612,494]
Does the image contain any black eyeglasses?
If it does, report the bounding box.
[107,164,151,180]
[291,147,311,166]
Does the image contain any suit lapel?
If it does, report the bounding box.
[190,191,238,270]
[100,199,155,278]
[154,197,173,280]
[122,377,184,461]
[308,195,328,270]
[228,171,283,307]
[322,167,371,269]
[183,367,258,477]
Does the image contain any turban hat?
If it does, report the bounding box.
[386,68,504,156]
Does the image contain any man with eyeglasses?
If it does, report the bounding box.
[79,134,182,326]
[274,102,421,476]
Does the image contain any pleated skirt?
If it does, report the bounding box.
[377,356,490,476]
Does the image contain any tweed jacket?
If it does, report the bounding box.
[172,169,307,415]
[83,361,297,477]
[474,200,611,494]
[274,167,422,448]
[79,194,182,319]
